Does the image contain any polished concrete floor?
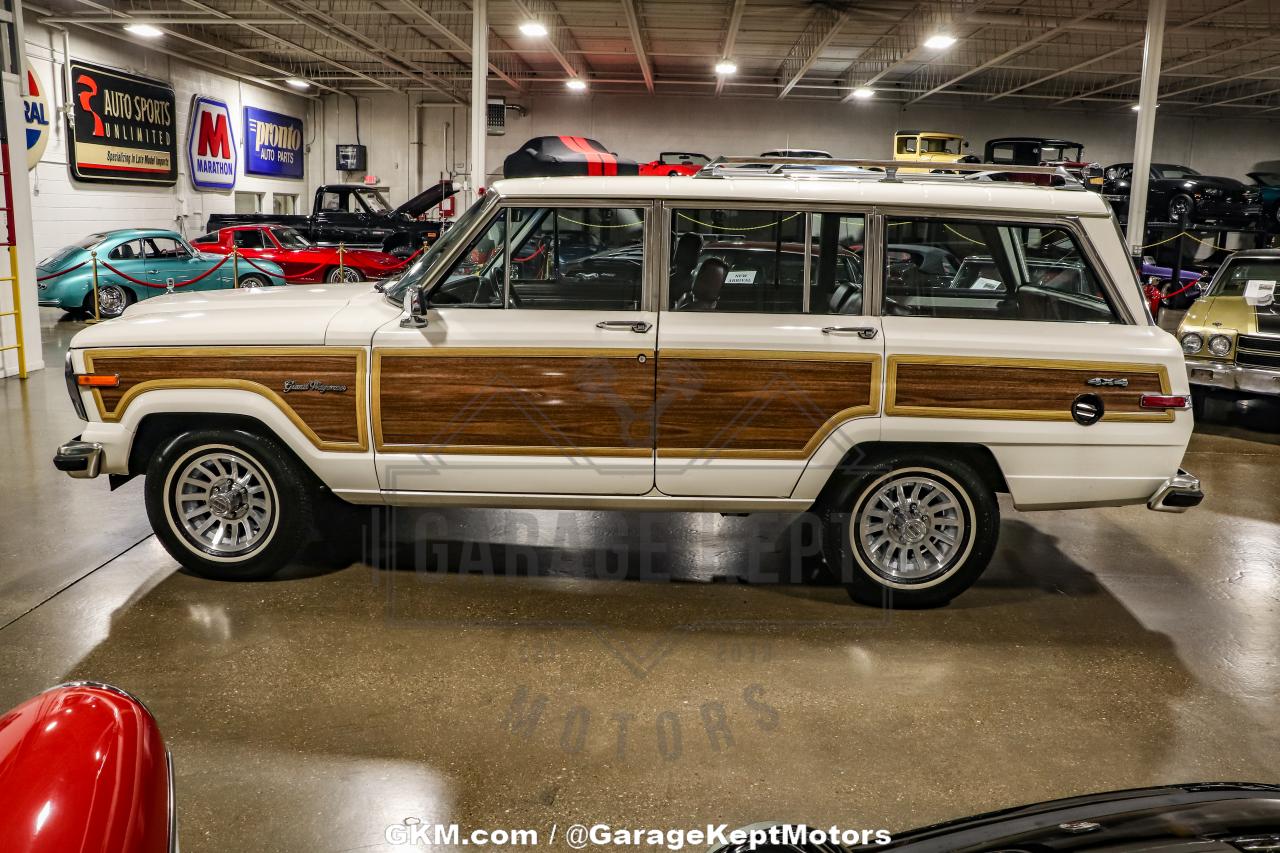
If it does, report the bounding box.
[2,308,1278,851]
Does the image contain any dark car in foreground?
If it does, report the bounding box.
[1102,162,1262,227]
[710,783,1280,852]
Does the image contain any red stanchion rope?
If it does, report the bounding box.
[512,244,546,264]
[36,260,88,281]
[1162,277,1201,301]
[238,254,326,281]
[99,254,231,289]
[384,246,426,270]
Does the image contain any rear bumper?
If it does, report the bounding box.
[54,438,104,479]
[1186,358,1280,397]
[1147,468,1203,512]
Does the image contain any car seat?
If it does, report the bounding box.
[669,232,702,299]
[674,257,728,311]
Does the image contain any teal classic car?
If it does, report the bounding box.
[37,228,286,319]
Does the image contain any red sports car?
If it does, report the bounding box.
[192,225,409,283]
[639,151,710,176]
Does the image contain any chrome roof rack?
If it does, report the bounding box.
[694,156,1083,189]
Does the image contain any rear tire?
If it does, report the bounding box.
[325,265,363,283]
[1169,194,1194,227]
[821,451,999,608]
[145,429,313,580]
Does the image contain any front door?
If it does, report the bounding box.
[143,236,218,291]
[654,205,884,497]
[371,202,659,495]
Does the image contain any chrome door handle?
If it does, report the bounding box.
[596,320,653,333]
[822,326,878,339]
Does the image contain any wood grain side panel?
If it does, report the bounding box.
[376,351,656,454]
[85,349,365,448]
[656,354,878,457]
[888,357,1170,421]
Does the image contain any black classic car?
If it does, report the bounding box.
[983,136,1103,187]
[206,182,456,256]
[710,783,1280,852]
[1102,162,1262,228]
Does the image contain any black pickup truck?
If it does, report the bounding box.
[205,181,457,256]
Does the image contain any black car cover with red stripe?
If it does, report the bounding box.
[503,136,640,178]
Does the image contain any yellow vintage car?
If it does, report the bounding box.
[893,130,970,173]
[1176,248,1280,404]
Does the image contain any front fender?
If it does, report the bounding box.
[0,683,173,853]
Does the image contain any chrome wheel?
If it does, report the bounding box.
[238,274,267,288]
[165,447,277,559]
[854,473,967,584]
[1169,196,1192,225]
[97,284,128,318]
[326,266,362,283]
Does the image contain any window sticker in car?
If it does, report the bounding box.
[971,277,1003,291]
[725,270,757,284]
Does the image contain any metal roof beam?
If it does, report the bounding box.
[509,0,589,79]
[394,0,528,91]
[619,0,654,94]
[777,4,847,98]
[715,0,746,96]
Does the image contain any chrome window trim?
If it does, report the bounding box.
[873,207,1136,325]
[864,210,885,318]
[801,212,812,314]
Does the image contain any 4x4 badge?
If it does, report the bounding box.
[1085,377,1129,387]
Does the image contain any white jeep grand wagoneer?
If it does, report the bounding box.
[55,159,1202,607]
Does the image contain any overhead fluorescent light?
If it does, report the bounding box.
[124,23,164,38]
[1131,103,1159,110]
[714,59,738,75]
[923,34,956,49]
[565,78,587,91]
[285,78,311,90]
[851,87,875,99]
[519,21,548,37]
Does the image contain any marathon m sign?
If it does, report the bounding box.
[187,96,237,191]
[244,106,304,179]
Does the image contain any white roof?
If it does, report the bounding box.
[491,175,1112,218]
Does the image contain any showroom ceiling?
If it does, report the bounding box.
[29,0,1280,115]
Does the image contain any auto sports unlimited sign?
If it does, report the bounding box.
[244,106,303,179]
[187,96,237,191]
[67,60,177,185]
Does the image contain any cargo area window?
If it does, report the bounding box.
[881,218,1120,324]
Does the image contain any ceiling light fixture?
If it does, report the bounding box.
[923,34,956,49]
[565,78,587,91]
[851,87,875,99]
[123,23,164,38]
[1131,103,1159,111]
[714,59,738,75]
[285,78,312,90]
[519,21,548,37]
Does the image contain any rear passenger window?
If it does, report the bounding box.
[668,208,865,314]
[883,218,1120,324]
[233,230,266,249]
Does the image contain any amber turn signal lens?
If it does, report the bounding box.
[76,374,120,388]
[1139,393,1190,410]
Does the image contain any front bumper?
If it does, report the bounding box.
[1194,200,1262,224]
[54,438,104,479]
[1147,468,1204,513]
[1185,357,1280,397]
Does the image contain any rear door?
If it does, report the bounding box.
[654,204,884,497]
[371,199,659,496]
[877,212,1190,509]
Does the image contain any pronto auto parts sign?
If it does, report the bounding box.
[67,60,177,185]
[187,95,237,191]
[244,106,303,179]
[24,62,51,170]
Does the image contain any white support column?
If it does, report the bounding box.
[1125,0,1167,254]
[469,0,487,207]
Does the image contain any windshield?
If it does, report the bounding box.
[1212,258,1280,296]
[383,195,493,302]
[272,227,312,249]
[358,189,392,214]
[1042,144,1083,162]
[1157,165,1201,179]
[1253,173,1280,187]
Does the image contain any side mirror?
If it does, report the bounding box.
[400,287,428,328]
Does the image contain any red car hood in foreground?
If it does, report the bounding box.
[0,683,173,853]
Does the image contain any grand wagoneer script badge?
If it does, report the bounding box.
[282,380,349,394]
[1085,377,1129,388]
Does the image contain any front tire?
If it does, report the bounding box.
[325,265,363,283]
[237,273,269,288]
[1169,194,1193,227]
[145,430,313,580]
[821,452,999,608]
[87,283,133,319]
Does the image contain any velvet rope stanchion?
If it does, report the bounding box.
[232,248,240,288]
[88,251,101,324]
